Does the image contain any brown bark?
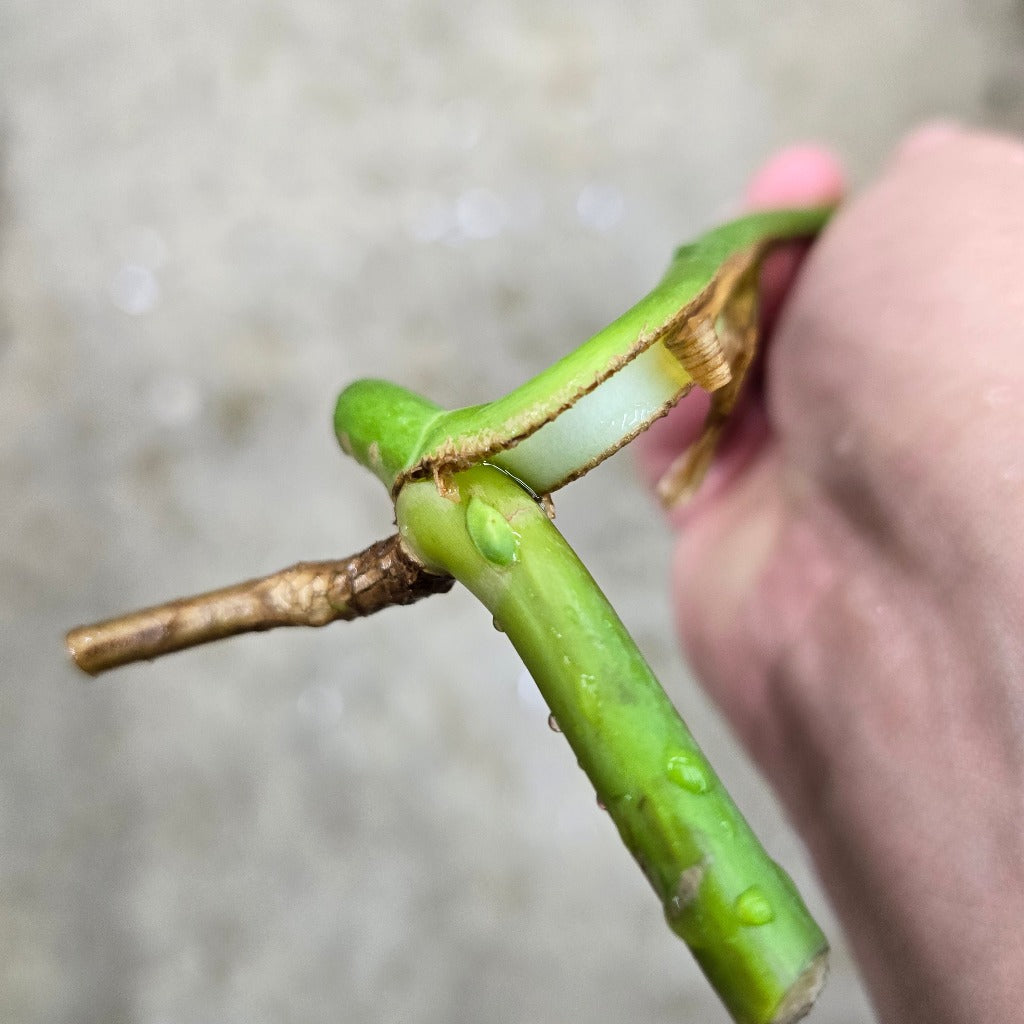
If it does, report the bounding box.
[65,535,453,676]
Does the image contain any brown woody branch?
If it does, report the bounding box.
[65,534,454,676]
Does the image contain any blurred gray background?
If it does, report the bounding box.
[3,2,1022,1022]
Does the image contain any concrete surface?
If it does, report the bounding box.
[2,2,1022,1022]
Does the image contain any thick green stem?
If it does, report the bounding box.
[397,465,827,1024]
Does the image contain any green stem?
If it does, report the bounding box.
[396,465,827,1024]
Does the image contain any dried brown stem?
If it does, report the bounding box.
[65,535,454,676]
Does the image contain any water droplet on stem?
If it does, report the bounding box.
[734,886,775,926]
[666,752,711,794]
[466,495,519,565]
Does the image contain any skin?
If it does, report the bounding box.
[637,125,1024,1023]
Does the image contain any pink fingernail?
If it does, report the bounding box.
[744,145,845,208]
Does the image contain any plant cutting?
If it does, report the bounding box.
[67,205,834,1024]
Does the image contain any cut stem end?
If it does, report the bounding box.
[770,949,830,1024]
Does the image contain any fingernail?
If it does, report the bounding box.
[744,145,845,208]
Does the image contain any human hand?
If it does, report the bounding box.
[637,126,1024,1024]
